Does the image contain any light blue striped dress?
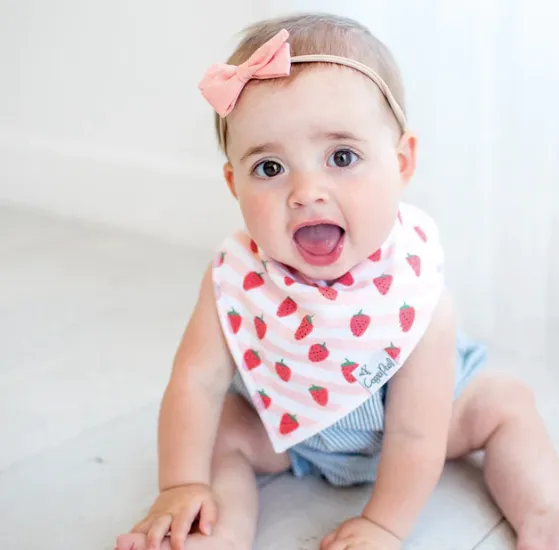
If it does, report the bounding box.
[231,332,487,486]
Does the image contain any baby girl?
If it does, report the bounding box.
[116,12,559,550]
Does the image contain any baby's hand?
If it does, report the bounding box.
[131,483,217,550]
[321,517,402,550]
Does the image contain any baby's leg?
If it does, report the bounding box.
[117,393,291,550]
[447,372,559,550]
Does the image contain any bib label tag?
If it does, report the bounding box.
[355,352,401,394]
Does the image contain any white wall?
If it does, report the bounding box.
[1,0,558,361]
[0,0,251,247]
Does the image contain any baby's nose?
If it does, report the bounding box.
[288,173,329,209]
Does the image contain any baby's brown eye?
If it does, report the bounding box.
[255,160,284,178]
[328,149,358,168]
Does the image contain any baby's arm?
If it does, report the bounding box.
[159,264,235,490]
[128,264,236,548]
[362,288,457,540]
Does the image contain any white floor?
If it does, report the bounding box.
[2,203,558,549]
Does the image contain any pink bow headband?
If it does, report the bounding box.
[198,29,407,146]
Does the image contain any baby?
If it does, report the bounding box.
[116,12,559,550]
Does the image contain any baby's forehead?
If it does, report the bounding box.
[227,67,387,146]
[243,65,384,110]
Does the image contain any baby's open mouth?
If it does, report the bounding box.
[293,223,345,257]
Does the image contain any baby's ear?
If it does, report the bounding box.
[397,132,417,186]
[223,163,238,199]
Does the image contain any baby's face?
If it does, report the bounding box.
[224,66,415,281]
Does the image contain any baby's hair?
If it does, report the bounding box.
[214,12,407,152]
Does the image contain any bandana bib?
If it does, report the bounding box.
[213,203,444,452]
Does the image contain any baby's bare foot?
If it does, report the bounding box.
[517,508,559,550]
[116,531,242,550]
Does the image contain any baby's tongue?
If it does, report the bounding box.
[294,224,342,256]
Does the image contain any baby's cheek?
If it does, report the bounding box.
[350,182,398,244]
[239,195,278,242]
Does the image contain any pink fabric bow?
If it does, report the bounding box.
[198,29,291,117]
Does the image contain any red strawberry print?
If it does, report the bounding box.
[275,359,292,382]
[337,272,354,286]
[216,251,226,267]
[295,315,314,340]
[243,349,261,370]
[318,286,338,301]
[399,303,416,332]
[284,276,296,286]
[258,390,271,410]
[350,310,371,337]
[279,413,299,435]
[373,274,393,295]
[227,308,242,334]
[309,385,329,406]
[277,296,298,317]
[368,249,381,262]
[398,210,403,224]
[309,343,329,362]
[385,342,401,360]
[341,359,358,383]
[406,254,421,276]
[243,271,264,291]
[250,239,258,254]
[254,315,267,340]
[414,226,427,242]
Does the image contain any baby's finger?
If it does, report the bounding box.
[131,517,151,534]
[146,514,172,550]
[116,533,148,550]
[199,496,218,535]
[320,530,337,550]
[169,500,202,544]
[169,511,193,550]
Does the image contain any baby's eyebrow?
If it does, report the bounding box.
[240,142,279,163]
[313,130,366,142]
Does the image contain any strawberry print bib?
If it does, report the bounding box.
[213,203,444,452]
